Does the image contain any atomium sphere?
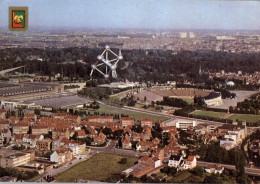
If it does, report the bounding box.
[97,55,103,60]
[110,64,117,70]
[105,45,110,49]
[117,55,123,60]
[104,74,109,78]
[91,64,97,69]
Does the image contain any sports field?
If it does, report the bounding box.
[227,114,260,123]
[55,153,138,183]
[191,110,225,118]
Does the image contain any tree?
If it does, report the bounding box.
[119,158,127,164]
[192,166,204,177]
[102,127,112,136]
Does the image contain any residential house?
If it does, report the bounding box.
[168,155,183,168]
[24,113,37,121]
[0,110,6,119]
[53,113,67,119]
[32,125,48,135]
[87,115,113,124]
[36,139,52,150]
[122,134,132,149]
[142,126,152,141]
[141,118,153,128]
[180,156,197,170]
[93,132,106,145]
[50,148,73,165]
[66,115,81,123]
[205,164,224,174]
[52,128,70,139]
[121,117,134,127]
[77,130,87,139]
[13,122,29,134]
[136,141,156,152]
[0,119,10,130]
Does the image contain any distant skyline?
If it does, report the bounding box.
[1,0,260,31]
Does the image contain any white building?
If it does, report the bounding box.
[180,32,187,38]
[175,120,196,130]
[168,155,183,168]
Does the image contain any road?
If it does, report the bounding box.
[89,140,260,176]
[87,140,146,158]
[198,161,260,176]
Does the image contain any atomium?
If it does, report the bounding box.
[90,45,123,78]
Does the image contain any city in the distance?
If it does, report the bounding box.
[0,0,259,183]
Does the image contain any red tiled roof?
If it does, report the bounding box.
[187,156,195,161]
[141,118,152,122]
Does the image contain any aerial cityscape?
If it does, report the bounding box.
[0,0,259,183]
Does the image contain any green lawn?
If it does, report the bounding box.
[191,110,225,118]
[55,153,138,183]
[85,104,169,123]
[228,114,260,123]
[180,98,194,104]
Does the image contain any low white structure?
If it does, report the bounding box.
[168,155,183,168]
[175,120,197,130]
[205,164,224,174]
[204,92,223,106]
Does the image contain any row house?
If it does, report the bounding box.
[61,138,86,155]
[0,119,10,130]
[24,113,37,121]
[53,113,67,119]
[36,139,52,150]
[136,141,157,151]
[32,125,48,135]
[8,116,20,125]
[87,115,113,124]
[66,115,81,123]
[52,128,70,140]
[121,117,134,127]
[13,122,29,134]
[23,134,44,147]
[141,118,153,128]
[50,148,73,165]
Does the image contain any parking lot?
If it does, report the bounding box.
[209,90,258,109]
[26,95,92,108]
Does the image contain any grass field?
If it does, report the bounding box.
[85,104,169,123]
[180,98,194,104]
[191,110,225,118]
[55,153,138,183]
[228,114,260,123]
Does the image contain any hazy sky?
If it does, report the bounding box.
[1,0,260,30]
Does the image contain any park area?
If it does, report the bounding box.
[84,103,169,123]
[54,153,138,183]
